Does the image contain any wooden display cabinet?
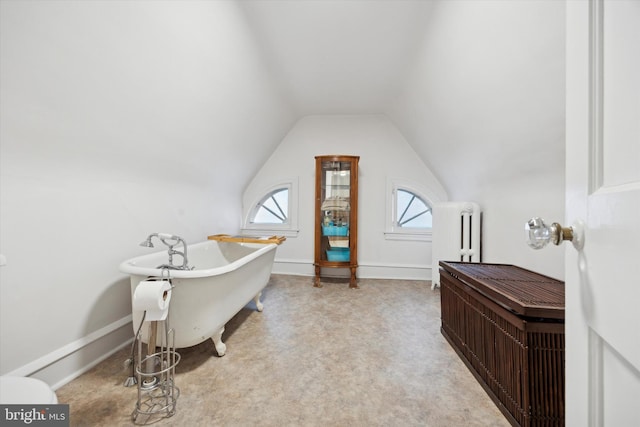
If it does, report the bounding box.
[314,155,359,288]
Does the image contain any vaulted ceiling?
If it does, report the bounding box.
[239,0,434,115]
[0,0,566,203]
[238,0,566,199]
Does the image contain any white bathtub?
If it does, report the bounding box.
[119,240,278,356]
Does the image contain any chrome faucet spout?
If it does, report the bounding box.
[164,237,189,270]
[140,233,191,270]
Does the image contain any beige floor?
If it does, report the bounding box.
[56,274,510,426]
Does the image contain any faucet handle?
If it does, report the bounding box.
[158,233,178,241]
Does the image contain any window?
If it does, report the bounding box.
[386,178,435,241]
[396,189,432,228]
[252,188,289,224]
[242,178,298,238]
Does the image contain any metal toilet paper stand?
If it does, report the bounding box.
[131,269,180,424]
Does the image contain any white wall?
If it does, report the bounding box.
[388,0,566,280]
[243,115,448,280]
[471,171,566,280]
[0,0,294,385]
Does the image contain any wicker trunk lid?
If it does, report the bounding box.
[439,261,564,319]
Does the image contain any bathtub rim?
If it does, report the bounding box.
[119,240,278,278]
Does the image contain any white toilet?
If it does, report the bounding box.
[0,376,58,404]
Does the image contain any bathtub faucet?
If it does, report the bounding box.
[139,233,192,270]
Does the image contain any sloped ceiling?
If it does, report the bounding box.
[238,0,434,115]
[239,0,566,198]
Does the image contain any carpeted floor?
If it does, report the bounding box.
[55,274,510,426]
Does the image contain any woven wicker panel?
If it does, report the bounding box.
[440,265,565,427]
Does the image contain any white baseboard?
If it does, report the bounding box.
[358,262,432,280]
[7,316,134,391]
[272,258,314,276]
[273,258,433,281]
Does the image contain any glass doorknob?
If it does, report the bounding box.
[525,217,584,250]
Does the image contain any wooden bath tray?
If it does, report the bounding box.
[207,234,286,245]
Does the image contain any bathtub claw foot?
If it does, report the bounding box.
[254,292,264,312]
[212,327,226,357]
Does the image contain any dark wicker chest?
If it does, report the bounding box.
[439,261,565,427]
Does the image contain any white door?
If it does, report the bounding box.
[565,0,640,426]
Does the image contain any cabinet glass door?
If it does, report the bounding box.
[320,160,351,262]
[314,155,359,288]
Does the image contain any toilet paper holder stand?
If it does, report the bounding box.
[129,268,181,424]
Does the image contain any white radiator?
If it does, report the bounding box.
[431,202,481,289]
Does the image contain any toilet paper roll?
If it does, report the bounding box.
[133,280,172,321]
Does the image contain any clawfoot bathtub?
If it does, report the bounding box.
[119,239,278,356]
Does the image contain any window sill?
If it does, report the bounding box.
[384,231,432,242]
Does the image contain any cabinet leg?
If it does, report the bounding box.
[349,267,358,289]
[314,265,322,288]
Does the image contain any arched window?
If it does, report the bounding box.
[251,188,289,224]
[396,189,432,228]
[242,179,298,238]
[386,178,435,241]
